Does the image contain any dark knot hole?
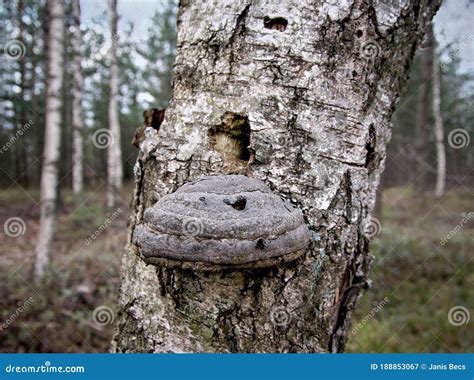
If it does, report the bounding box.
[263,16,288,32]
[208,112,251,163]
[223,196,247,211]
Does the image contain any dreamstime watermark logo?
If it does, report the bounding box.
[360,41,381,60]
[92,305,115,327]
[0,120,33,155]
[365,217,382,238]
[440,212,473,246]
[5,361,85,374]
[270,305,291,327]
[441,34,474,69]
[3,217,26,237]
[0,296,34,332]
[352,296,390,335]
[181,218,204,238]
[3,39,26,60]
[84,208,122,246]
[447,306,470,326]
[447,128,470,149]
[92,129,114,149]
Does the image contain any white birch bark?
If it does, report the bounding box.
[106,0,123,208]
[113,0,440,352]
[71,0,84,195]
[34,0,64,279]
[431,27,446,198]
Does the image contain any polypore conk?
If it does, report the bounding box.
[132,175,310,270]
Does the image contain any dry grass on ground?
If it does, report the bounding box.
[0,185,130,352]
[347,187,473,352]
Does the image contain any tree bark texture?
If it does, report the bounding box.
[34,0,64,278]
[113,0,439,353]
[106,0,123,208]
[71,0,84,195]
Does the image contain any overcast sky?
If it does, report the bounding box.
[80,0,474,73]
[433,0,473,72]
[81,0,162,39]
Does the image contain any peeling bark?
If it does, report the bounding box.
[112,0,440,353]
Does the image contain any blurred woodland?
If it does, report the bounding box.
[0,0,177,188]
[0,0,472,352]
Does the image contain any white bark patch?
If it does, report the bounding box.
[374,0,409,31]
[176,129,202,161]
[320,0,354,21]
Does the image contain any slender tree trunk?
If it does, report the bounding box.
[112,0,440,353]
[34,0,64,279]
[30,32,40,187]
[415,31,434,186]
[71,0,84,195]
[431,26,446,198]
[373,173,384,221]
[16,0,29,187]
[106,0,123,208]
[35,4,50,188]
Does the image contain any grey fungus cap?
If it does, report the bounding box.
[133,175,310,270]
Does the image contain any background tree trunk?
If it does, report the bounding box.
[431,25,446,198]
[71,0,84,195]
[414,29,434,187]
[112,0,440,353]
[16,0,29,187]
[30,25,41,187]
[34,0,64,279]
[106,0,123,208]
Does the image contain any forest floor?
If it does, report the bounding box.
[347,186,473,353]
[0,184,472,353]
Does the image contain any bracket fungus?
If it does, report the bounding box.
[133,175,310,270]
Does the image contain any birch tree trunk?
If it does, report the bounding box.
[415,30,433,186]
[34,0,64,279]
[113,0,440,353]
[16,0,29,187]
[71,0,84,195]
[431,25,446,198]
[106,0,123,208]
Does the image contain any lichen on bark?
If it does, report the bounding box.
[112,0,440,353]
